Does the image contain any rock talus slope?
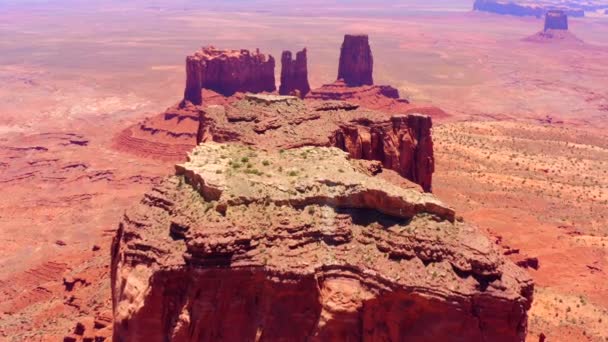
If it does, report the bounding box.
[112,143,533,342]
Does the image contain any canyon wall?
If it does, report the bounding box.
[337,34,374,86]
[330,114,434,192]
[279,49,310,98]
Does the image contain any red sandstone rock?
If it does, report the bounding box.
[187,46,276,97]
[330,114,434,192]
[544,10,569,31]
[279,48,310,98]
[524,10,583,44]
[190,94,435,190]
[337,34,373,86]
[183,55,203,105]
[111,144,533,341]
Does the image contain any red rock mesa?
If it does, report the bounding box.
[279,48,311,98]
[185,46,276,97]
[111,144,533,342]
[337,34,374,86]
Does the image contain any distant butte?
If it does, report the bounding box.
[185,46,276,98]
[524,10,583,43]
[337,34,374,86]
[279,48,311,98]
[544,10,568,31]
[114,34,449,172]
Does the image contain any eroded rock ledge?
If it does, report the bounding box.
[112,144,533,342]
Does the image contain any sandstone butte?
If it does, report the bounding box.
[112,143,533,342]
[523,10,583,43]
[337,34,374,87]
[183,46,276,100]
[279,48,311,98]
[544,10,568,31]
[113,34,449,171]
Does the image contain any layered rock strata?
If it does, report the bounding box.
[112,143,533,342]
[337,34,374,86]
[186,46,276,97]
[193,94,436,191]
[330,114,434,192]
[279,49,311,98]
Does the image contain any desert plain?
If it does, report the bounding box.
[0,0,607,341]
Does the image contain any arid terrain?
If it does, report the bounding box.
[0,1,607,341]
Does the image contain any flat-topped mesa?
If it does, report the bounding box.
[279,49,311,98]
[184,46,276,98]
[544,10,568,31]
[337,34,374,87]
[112,144,533,341]
[331,114,434,192]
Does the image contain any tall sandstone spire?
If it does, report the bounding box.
[279,48,311,98]
[337,34,374,87]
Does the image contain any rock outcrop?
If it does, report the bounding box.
[330,114,434,192]
[190,94,436,191]
[183,56,203,105]
[473,0,590,17]
[544,10,568,31]
[307,80,450,119]
[337,34,373,86]
[185,46,276,97]
[279,49,310,98]
[523,9,583,44]
[112,143,533,342]
[113,90,234,161]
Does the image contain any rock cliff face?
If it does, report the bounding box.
[524,9,582,44]
[183,56,203,105]
[190,94,436,191]
[330,114,434,192]
[185,46,276,97]
[337,34,373,86]
[279,49,310,98]
[544,10,568,31]
[111,144,533,342]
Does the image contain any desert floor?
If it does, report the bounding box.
[0,1,607,340]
